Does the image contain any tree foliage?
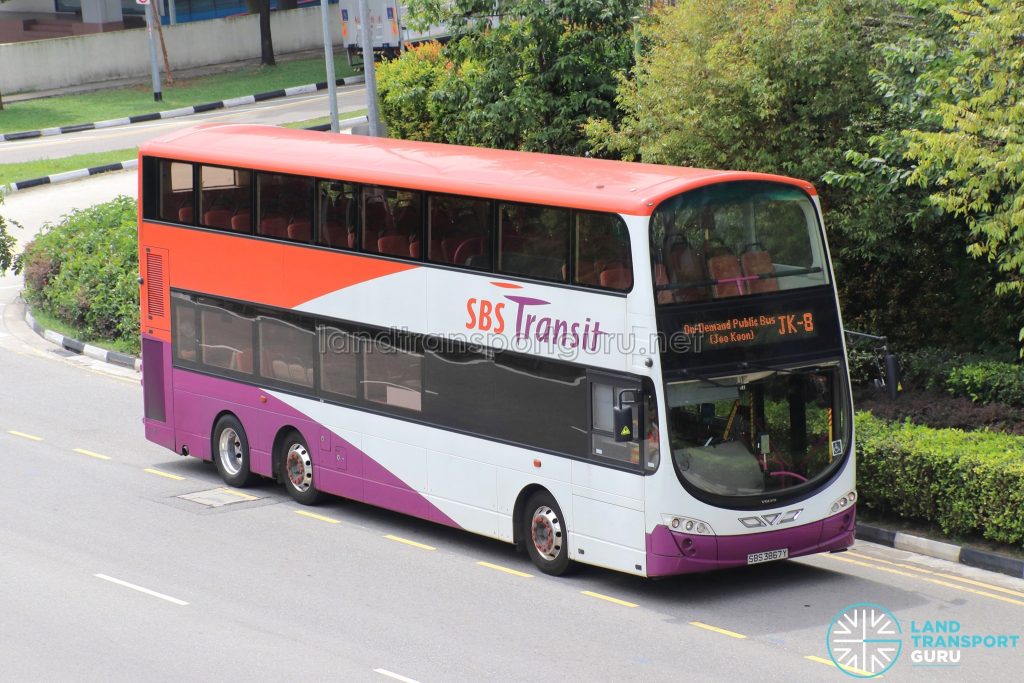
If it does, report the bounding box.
[0,191,22,276]
[380,0,643,155]
[588,0,1018,350]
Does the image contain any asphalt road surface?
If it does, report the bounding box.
[0,170,1022,683]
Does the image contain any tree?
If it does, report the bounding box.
[381,0,643,155]
[893,0,1024,344]
[246,0,276,66]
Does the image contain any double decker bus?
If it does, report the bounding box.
[137,124,855,577]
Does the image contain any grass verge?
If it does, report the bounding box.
[29,306,137,356]
[0,149,138,187]
[280,109,368,129]
[0,55,358,134]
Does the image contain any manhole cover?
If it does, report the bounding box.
[178,487,261,508]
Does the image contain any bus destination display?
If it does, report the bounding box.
[682,311,817,349]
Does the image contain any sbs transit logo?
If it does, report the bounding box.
[826,603,902,678]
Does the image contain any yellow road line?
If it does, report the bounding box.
[581,591,638,608]
[847,550,1024,599]
[805,655,879,678]
[384,534,436,551]
[294,510,340,524]
[73,448,111,461]
[828,554,1024,607]
[7,430,42,441]
[143,468,185,481]
[477,561,533,578]
[689,621,746,639]
[219,487,259,501]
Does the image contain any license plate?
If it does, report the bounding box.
[747,548,789,565]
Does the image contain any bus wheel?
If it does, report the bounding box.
[213,415,252,487]
[524,491,571,576]
[281,431,321,505]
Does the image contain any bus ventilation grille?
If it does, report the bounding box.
[146,252,165,319]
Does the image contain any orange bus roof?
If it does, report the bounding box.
[139,124,817,215]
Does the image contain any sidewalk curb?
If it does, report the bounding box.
[3,159,138,194]
[24,307,141,372]
[1,115,369,195]
[0,75,366,143]
[856,523,1024,579]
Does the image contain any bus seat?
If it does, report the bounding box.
[230,211,251,232]
[575,260,600,285]
[287,220,311,242]
[668,239,708,302]
[320,220,346,248]
[378,234,408,257]
[741,246,779,294]
[231,350,252,373]
[203,209,233,230]
[599,264,633,290]
[260,215,289,238]
[453,237,485,265]
[272,359,289,381]
[289,363,310,385]
[706,248,744,298]
[654,264,673,304]
[178,206,194,223]
[409,239,421,258]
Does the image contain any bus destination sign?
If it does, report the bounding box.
[682,310,817,349]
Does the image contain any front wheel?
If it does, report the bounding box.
[213,414,252,487]
[524,491,571,576]
[281,431,321,505]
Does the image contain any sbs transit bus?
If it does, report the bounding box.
[137,124,856,577]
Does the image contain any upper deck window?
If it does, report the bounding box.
[497,203,569,283]
[575,212,632,291]
[199,165,252,233]
[158,161,194,224]
[257,173,314,243]
[427,195,492,268]
[651,182,828,305]
[362,185,422,258]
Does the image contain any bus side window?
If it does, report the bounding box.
[427,194,492,268]
[160,160,194,224]
[318,180,359,250]
[199,165,252,233]
[497,203,569,283]
[575,212,632,291]
[257,173,314,243]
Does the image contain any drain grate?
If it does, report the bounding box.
[178,487,261,508]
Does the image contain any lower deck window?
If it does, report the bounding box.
[363,340,422,411]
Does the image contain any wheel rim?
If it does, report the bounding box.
[530,505,563,562]
[285,443,313,492]
[218,427,243,476]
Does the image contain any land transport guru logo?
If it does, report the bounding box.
[464,281,607,352]
[826,602,1021,678]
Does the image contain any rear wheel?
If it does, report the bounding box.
[213,415,252,487]
[524,490,571,576]
[281,431,321,505]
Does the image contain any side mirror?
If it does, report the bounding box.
[884,351,901,401]
[614,389,640,443]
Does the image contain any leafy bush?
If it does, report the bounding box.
[0,192,23,276]
[856,390,1024,435]
[947,362,1024,407]
[856,412,1024,546]
[21,196,139,354]
[377,41,448,142]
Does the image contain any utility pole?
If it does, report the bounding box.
[357,0,383,136]
[142,0,162,101]
[320,0,340,132]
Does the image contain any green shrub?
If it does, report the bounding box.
[21,196,139,354]
[856,412,1024,545]
[947,362,1024,407]
[377,42,448,142]
[0,192,23,276]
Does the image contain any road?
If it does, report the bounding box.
[1,166,1022,682]
[0,84,368,164]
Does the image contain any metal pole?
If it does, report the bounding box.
[394,1,404,55]
[358,0,383,136]
[320,0,340,133]
[168,0,177,25]
[145,2,162,102]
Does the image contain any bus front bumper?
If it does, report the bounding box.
[645,506,855,577]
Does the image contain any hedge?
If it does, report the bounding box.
[856,412,1024,546]
[947,362,1024,407]
[21,196,139,355]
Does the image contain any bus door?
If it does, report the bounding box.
[569,371,647,573]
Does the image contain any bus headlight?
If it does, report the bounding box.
[663,515,714,535]
[830,490,857,514]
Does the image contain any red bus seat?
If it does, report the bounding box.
[378,234,408,257]
[203,209,233,230]
[178,206,194,223]
[599,265,633,290]
[741,247,779,294]
[287,220,311,242]
[706,248,744,298]
[230,212,251,232]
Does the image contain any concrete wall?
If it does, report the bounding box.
[0,7,345,94]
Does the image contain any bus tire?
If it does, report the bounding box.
[524,490,571,576]
[281,431,321,505]
[213,414,252,487]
